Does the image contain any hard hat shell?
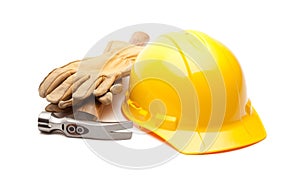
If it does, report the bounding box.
[122,30,266,154]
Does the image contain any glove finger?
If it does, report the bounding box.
[45,103,72,113]
[45,73,91,103]
[93,76,104,90]
[56,75,91,109]
[46,74,76,103]
[39,60,79,98]
[93,75,118,97]
[73,75,103,101]
[110,78,123,94]
[98,92,113,105]
[60,74,91,102]
[57,73,90,108]
[129,32,150,46]
[39,68,77,98]
[58,98,73,109]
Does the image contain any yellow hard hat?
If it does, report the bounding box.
[122,30,266,154]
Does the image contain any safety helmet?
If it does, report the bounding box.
[122,30,266,154]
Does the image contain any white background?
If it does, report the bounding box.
[1,0,299,189]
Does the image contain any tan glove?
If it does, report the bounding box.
[39,44,143,109]
[39,31,149,111]
[39,41,128,99]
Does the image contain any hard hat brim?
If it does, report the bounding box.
[155,106,266,154]
[123,105,266,155]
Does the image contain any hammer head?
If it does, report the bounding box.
[38,111,133,140]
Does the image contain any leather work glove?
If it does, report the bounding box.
[39,32,149,112]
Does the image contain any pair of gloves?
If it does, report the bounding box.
[39,32,149,112]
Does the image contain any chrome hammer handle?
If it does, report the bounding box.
[38,111,133,140]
